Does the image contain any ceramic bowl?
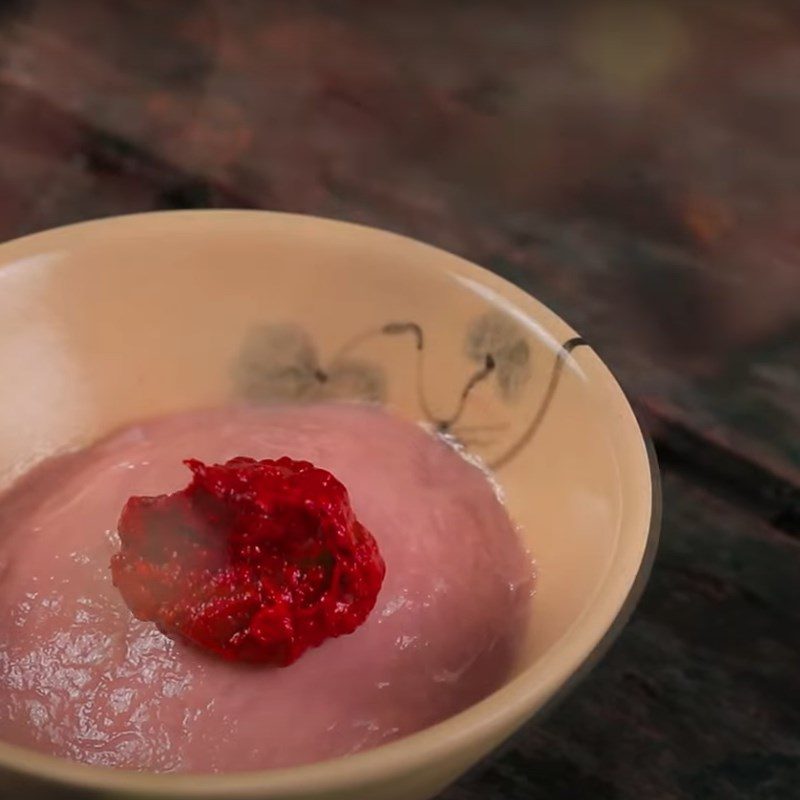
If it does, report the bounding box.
[0,211,659,800]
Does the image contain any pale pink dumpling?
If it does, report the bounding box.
[0,404,531,772]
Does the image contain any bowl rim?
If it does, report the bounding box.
[0,210,661,797]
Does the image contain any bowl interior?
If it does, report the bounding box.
[0,211,654,791]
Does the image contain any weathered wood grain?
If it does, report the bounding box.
[0,0,798,486]
[0,80,252,236]
[444,471,800,799]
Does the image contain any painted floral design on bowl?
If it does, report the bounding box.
[234,311,586,470]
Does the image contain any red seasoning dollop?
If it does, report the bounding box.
[110,457,385,665]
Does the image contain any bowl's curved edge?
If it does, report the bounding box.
[499,427,660,730]
[456,430,661,785]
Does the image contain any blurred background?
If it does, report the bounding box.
[0,1,798,797]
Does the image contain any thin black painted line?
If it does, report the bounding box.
[438,354,496,432]
[380,322,435,422]
[330,327,386,362]
[489,337,588,471]
[328,321,436,422]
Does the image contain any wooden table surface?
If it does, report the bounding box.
[0,2,798,797]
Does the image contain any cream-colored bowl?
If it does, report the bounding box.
[0,211,659,800]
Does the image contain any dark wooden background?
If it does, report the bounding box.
[0,1,798,797]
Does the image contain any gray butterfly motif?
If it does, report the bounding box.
[465,311,532,401]
[235,324,386,404]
